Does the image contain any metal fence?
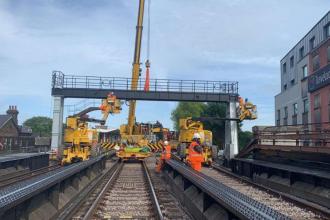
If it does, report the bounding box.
[52,71,239,94]
[253,122,330,149]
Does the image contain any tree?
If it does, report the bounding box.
[23,117,52,137]
[238,131,253,150]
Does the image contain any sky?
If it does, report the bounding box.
[0,0,329,131]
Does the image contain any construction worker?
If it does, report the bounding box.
[156,141,171,172]
[187,133,204,171]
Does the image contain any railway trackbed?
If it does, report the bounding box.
[202,164,328,220]
[65,159,189,220]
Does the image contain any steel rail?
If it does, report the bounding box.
[142,161,164,220]
[212,163,330,218]
[55,159,120,220]
[165,159,290,220]
[0,156,104,212]
[0,165,61,188]
[82,161,124,220]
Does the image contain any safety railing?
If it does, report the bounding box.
[52,71,238,94]
[252,122,330,149]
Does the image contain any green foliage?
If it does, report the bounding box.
[238,131,253,150]
[23,116,52,137]
[171,102,253,149]
[170,102,206,130]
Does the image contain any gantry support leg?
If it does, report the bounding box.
[51,96,64,153]
[224,101,238,163]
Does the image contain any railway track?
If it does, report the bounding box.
[67,158,190,220]
[202,164,328,220]
[0,164,61,188]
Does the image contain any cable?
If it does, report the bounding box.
[146,0,151,61]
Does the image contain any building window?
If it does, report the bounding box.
[314,94,320,109]
[290,56,294,68]
[277,110,280,126]
[293,103,298,115]
[324,23,330,39]
[284,106,288,118]
[310,37,315,50]
[299,46,304,60]
[283,106,288,125]
[303,99,309,113]
[328,46,330,63]
[290,79,295,85]
[283,62,287,74]
[312,54,320,71]
[302,65,308,78]
[284,84,287,90]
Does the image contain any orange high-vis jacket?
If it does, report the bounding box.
[187,141,203,163]
[161,145,171,160]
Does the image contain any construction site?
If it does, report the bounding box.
[0,1,330,220]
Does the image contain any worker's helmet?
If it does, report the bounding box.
[193,133,201,140]
[164,141,169,145]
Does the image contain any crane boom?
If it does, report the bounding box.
[127,0,146,135]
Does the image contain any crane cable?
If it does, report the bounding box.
[146,0,151,61]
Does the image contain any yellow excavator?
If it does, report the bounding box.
[62,94,121,165]
[177,98,257,165]
[117,0,153,160]
[177,118,215,165]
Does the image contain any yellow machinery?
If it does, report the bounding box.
[118,0,152,160]
[238,97,257,121]
[177,117,216,165]
[62,94,121,165]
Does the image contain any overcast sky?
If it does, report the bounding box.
[0,0,329,130]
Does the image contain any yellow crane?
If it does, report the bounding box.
[127,0,145,135]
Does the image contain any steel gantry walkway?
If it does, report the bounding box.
[51,71,238,102]
[50,71,239,161]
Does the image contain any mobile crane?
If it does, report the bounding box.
[62,93,121,165]
[118,0,153,160]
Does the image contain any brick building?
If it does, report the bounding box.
[308,31,330,124]
[275,11,330,126]
[0,106,34,152]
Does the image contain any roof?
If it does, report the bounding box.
[0,115,12,129]
[18,125,32,134]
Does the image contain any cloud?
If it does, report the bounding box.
[0,0,330,131]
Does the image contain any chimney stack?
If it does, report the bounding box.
[6,105,19,125]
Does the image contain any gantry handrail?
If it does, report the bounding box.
[52,71,239,94]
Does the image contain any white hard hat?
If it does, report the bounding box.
[164,141,169,145]
[193,133,201,139]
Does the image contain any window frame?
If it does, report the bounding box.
[324,23,330,39]
[299,46,304,60]
[293,103,298,116]
[284,106,288,118]
[314,94,320,109]
[310,36,315,50]
[302,65,308,78]
[303,99,309,113]
[290,56,294,68]
[283,62,287,74]
[312,54,320,71]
